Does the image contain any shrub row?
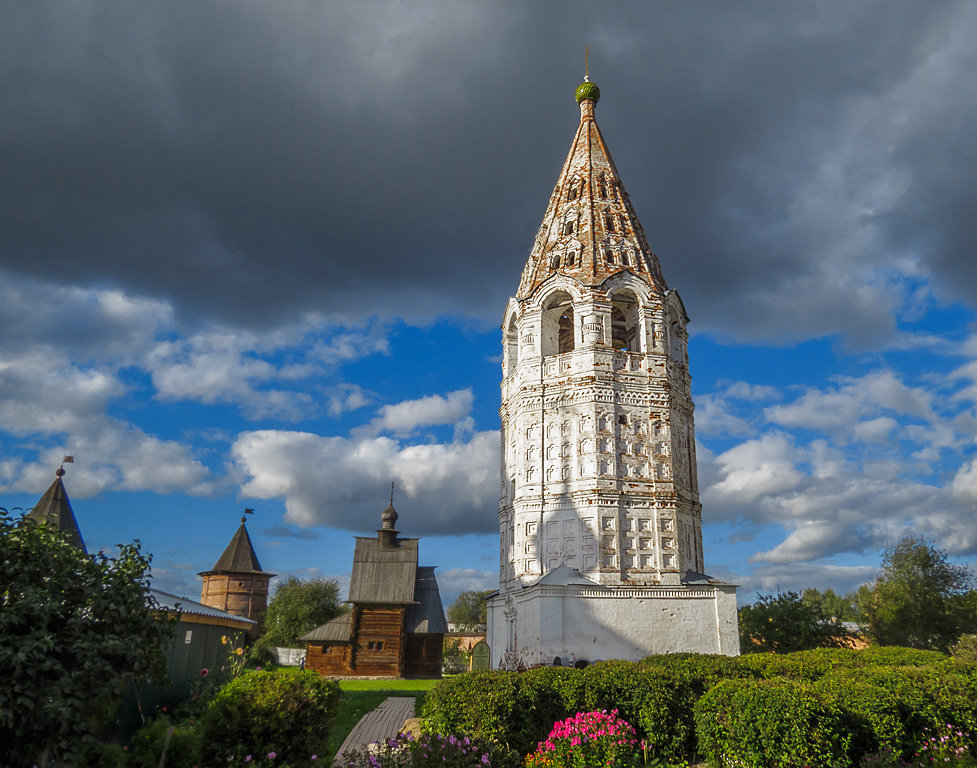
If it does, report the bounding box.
[421,648,977,767]
[85,670,341,768]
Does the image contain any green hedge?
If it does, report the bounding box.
[695,677,851,768]
[420,648,977,766]
[197,670,340,768]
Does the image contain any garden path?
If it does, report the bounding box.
[333,696,416,765]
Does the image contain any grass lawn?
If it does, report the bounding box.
[327,678,443,761]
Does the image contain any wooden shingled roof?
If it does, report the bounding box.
[347,536,419,604]
[405,566,448,634]
[200,519,273,576]
[299,610,352,643]
[27,469,86,553]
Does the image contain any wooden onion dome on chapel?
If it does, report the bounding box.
[199,512,274,632]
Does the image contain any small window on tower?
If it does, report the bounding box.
[567,183,579,201]
[551,254,561,269]
[598,173,607,198]
[367,641,385,651]
[566,251,576,266]
[604,212,616,232]
[563,220,575,236]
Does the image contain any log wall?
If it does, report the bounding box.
[404,634,443,678]
[305,642,353,675]
[351,606,405,676]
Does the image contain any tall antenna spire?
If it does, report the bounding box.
[390,481,395,506]
[584,46,590,82]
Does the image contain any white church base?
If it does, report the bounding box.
[486,579,739,669]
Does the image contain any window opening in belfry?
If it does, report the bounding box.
[598,173,607,198]
[566,250,576,266]
[567,183,579,201]
[604,248,614,265]
[667,305,685,363]
[504,315,518,371]
[541,291,575,356]
[604,212,615,232]
[611,291,640,352]
[563,220,575,236]
[551,253,561,270]
[558,310,574,353]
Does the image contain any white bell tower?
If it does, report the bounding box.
[487,76,739,669]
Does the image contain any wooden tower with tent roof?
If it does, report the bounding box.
[199,511,274,633]
[26,457,86,552]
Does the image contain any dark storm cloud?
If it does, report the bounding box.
[2,1,975,341]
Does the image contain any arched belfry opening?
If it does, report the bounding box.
[667,303,686,363]
[541,291,575,356]
[610,291,640,352]
[504,314,519,373]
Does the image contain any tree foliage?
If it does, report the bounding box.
[0,509,172,768]
[800,587,860,622]
[447,589,494,630]
[739,591,853,653]
[861,536,976,651]
[260,575,343,647]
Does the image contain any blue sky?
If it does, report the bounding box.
[2,1,977,607]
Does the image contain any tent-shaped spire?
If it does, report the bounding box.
[200,515,270,576]
[515,78,667,299]
[27,466,86,553]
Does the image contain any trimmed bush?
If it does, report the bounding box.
[583,659,724,762]
[852,646,946,668]
[813,677,904,765]
[694,677,851,768]
[197,670,340,768]
[640,651,751,687]
[422,671,521,749]
[844,663,977,755]
[124,715,200,768]
[511,667,584,754]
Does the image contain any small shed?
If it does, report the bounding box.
[301,502,447,677]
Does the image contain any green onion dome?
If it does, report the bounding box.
[575,80,600,104]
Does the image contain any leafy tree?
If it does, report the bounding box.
[442,636,470,673]
[447,589,494,630]
[800,587,859,622]
[261,575,344,647]
[0,509,172,768]
[739,591,852,653]
[861,536,976,651]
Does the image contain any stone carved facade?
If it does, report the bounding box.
[487,79,738,668]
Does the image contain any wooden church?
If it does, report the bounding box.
[301,501,447,678]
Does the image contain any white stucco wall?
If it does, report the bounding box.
[487,583,739,669]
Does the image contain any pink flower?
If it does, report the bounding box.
[268,752,276,760]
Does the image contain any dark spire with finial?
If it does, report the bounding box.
[201,509,271,575]
[28,458,86,552]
